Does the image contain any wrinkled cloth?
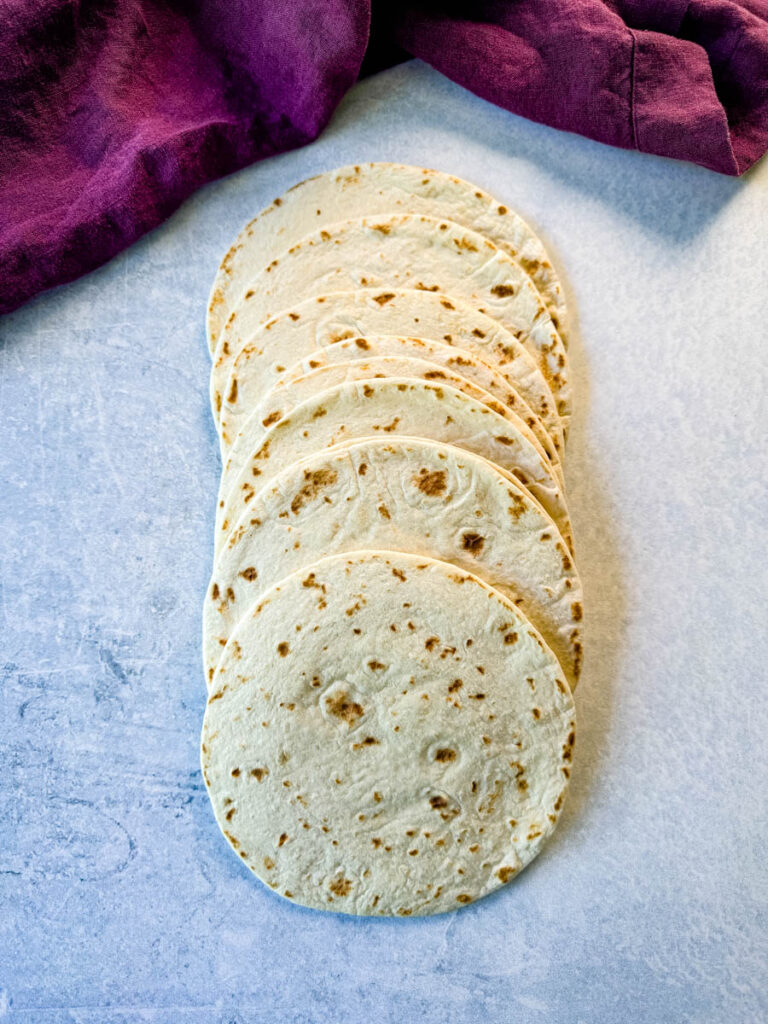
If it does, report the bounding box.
[1,1,767,315]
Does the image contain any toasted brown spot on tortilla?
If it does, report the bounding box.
[352,735,380,749]
[414,468,447,495]
[325,692,364,723]
[425,636,439,651]
[461,532,484,554]
[456,894,472,903]
[491,284,516,298]
[556,543,573,572]
[392,568,407,582]
[239,567,258,581]
[521,257,541,273]
[562,729,575,761]
[319,230,331,241]
[277,642,290,657]
[571,601,583,621]
[290,468,337,514]
[453,236,478,252]
[329,877,352,896]
[504,632,518,645]
[261,410,281,428]
[378,504,391,520]
[211,583,220,600]
[355,338,370,350]
[250,767,268,781]
[435,748,457,762]
[367,660,386,671]
[372,223,391,234]
[373,292,395,305]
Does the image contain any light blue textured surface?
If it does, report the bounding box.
[1,61,767,1023]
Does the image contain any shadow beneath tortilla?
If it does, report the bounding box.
[495,260,627,885]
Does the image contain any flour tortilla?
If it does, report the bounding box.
[212,289,564,455]
[206,163,567,352]
[223,357,563,494]
[220,333,558,460]
[251,354,561,474]
[204,437,582,689]
[215,378,572,554]
[214,215,571,429]
[201,550,575,917]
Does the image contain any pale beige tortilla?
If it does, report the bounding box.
[213,215,571,429]
[220,333,558,461]
[223,356,563,495]
[215,378,572,554]
[202,550,575,916]
[204,438,582,689]
[207,163,567,351]
[212,289,564,455]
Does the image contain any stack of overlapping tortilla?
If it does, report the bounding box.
[201,164,581,917]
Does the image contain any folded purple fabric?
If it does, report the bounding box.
[1,1,767,315]
[0,0,371,315]
[395,1,768,176]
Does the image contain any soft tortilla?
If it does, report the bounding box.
[224,356,563,490]
[204,437,582,689]
[221,333,555,460]
[214,215,571,429]
[207,163,567,351]
[212,288,564,455]
[201,550,575,916]
[215,378,572,554]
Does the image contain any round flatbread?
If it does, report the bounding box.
[223,356,563,490]
[211,289,563,456]
[201,550,576,916]
[204,438,582,689]
[207,163,567,351]
[221,334,557,460]
[214,215,571,429]
[215,378,572,554]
